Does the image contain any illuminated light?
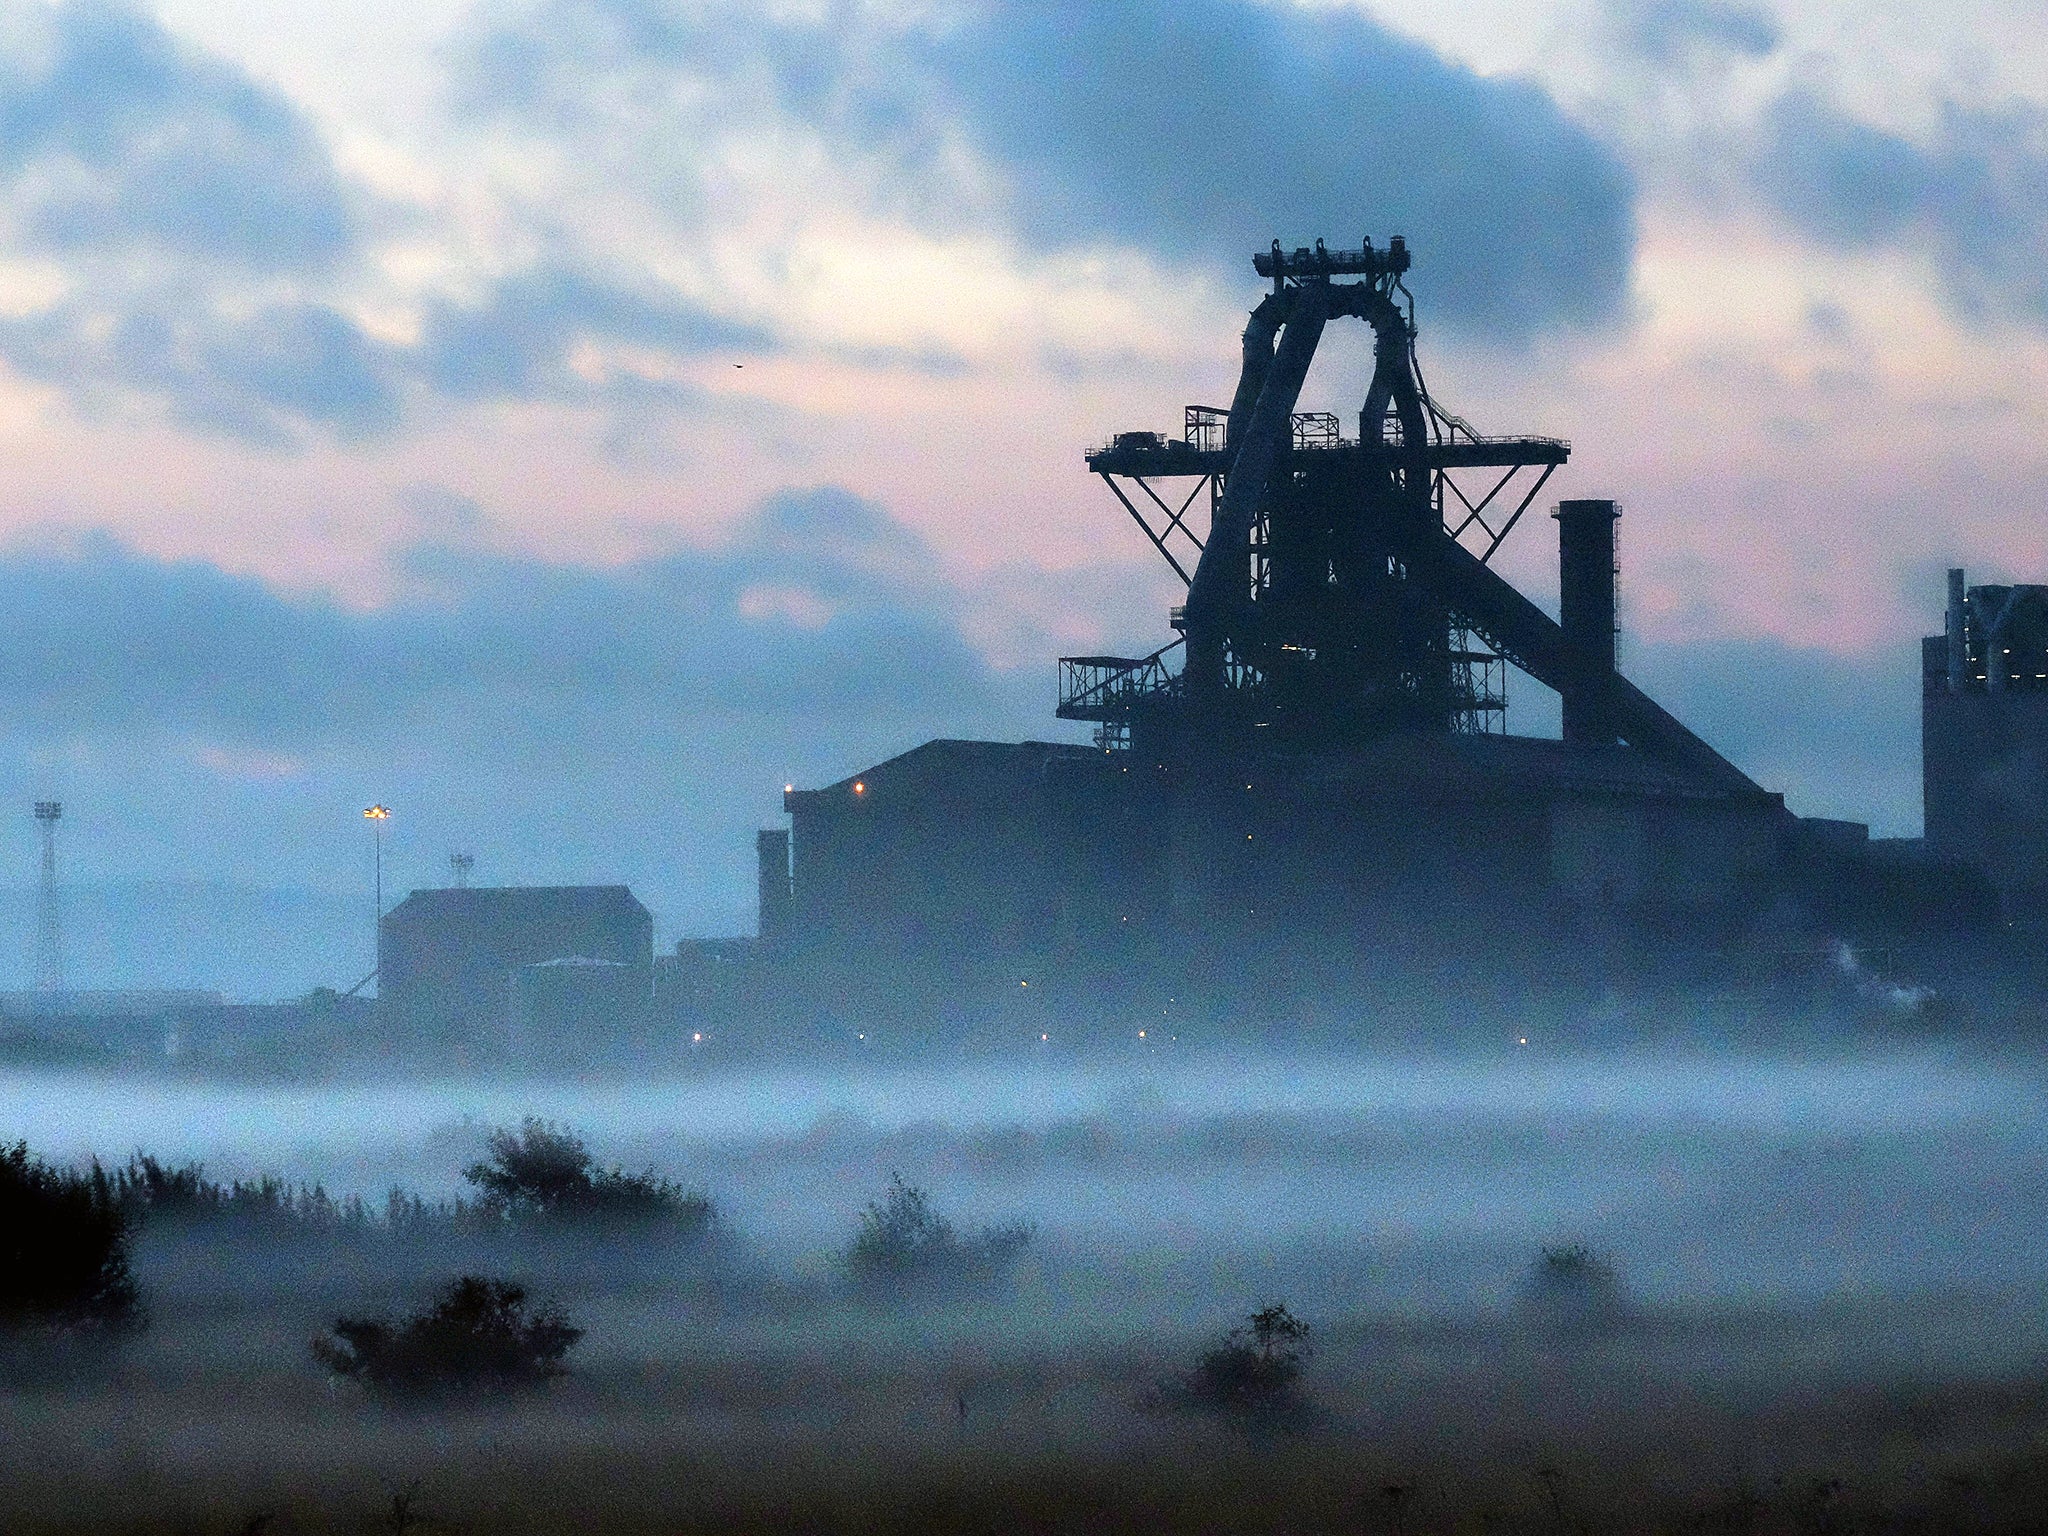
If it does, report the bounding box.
[1020,980,1028,987]
[785,784,794,793]
[1518,1037,1528,1046]
[853,781,866,794]
[362,804,391,821]
[1139,1030,1147,1038]
[1246,833,1253,840]
[692,1032,703,1043]
[1041,1033,1048,1041]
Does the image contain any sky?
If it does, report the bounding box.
[0,0,2045,993]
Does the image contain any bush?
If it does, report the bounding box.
[465,1120,713,1233]
[313,1275,581,1398]
[113,1155,380,1234]
[1520,1242,1626,1328]
[845,1173,1032,1296]
[1175,1303,1312,1423]
[0,1141,140,1331]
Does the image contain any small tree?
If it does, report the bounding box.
[1179,1303,1312,1421]
[845,1173,1032,1295]
[0,1141,140,1331]
[313,1275,580,1398]
[464,1119,712,1232]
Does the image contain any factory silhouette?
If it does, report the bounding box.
[6,237,2043,1062]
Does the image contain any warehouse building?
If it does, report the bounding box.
[378,885,652,1046]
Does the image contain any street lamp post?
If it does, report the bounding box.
[363,805,391,975]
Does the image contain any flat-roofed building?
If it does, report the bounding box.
[378,885,652,1045]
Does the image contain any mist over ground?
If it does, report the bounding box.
[8,1031,2048,1531]
[10,1040,2043,1311]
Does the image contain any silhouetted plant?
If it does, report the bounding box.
[845,1172,1032,1295]
[1520,1242,1626,1328]
[1176,1303,1313,1422]
[464,1119,713,1233]
[0,1141,140,1331]
[312,1275,581,1398]
[113,1155,378,1233]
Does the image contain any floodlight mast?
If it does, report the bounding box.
[32,801,61,995]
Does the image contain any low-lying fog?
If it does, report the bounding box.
[10,1040,2045,1319]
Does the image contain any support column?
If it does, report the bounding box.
[1554,498,1620,744]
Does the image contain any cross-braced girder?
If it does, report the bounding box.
[1062,235,1769,801]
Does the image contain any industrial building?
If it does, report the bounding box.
[1924,569,2048,923]
[765,238,1984,1022]
[378,885,652,1046]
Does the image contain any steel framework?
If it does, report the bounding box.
[1061,236,1762,797]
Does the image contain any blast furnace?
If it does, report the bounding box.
[766,239,1982,1024]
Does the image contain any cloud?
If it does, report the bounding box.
[0,294,405,442]
[0,488,1015,745]
[0,0,1642,444]
[0,5,791,444]
[1610,0,1779,66]
[0,489,1057,958]
[924,0,1637,338]
[460,0,1639,341]
[1754,91,2048,324]
[0,1,396,439]
[416,262,778,402]
[0,0,357,273]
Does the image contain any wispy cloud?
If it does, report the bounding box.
[0,0,360,273]
[1753,90,2048,324]
[458,0,1641,341]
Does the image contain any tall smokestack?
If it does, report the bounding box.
[1946,567,1967,692]
[757,828,792,944]
[1554,499,1621,744]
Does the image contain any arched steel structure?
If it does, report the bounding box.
[1062,237,1763,798]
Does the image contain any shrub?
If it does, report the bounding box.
[312,1275,581,1398]
[465,1120,712,1233]
[1176,1303,1313,1422]
[113,1155,378,1234]
[1520,1242,1626,1328]
[0,1141,140,1331]
[845,1173,1032,1296]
